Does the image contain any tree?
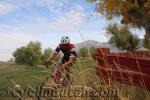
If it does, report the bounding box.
[87,0,150,39]
[106,23,140,51]
[41,48,52,63]
[79,47,89,58]
[13,46,29,65]
[13,41,42,66]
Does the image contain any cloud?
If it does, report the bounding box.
[0,33,34,61]
[51,4,85,31]
[36,0,69,14]
[0,24,35,61]
[0,1,17,15]
[21,3,86,33]
[0,0,69,15]
[0,0,86,32]
[0,33,34,50]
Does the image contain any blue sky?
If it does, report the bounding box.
[0,0,145,61]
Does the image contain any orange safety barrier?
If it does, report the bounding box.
[93,48,150,90]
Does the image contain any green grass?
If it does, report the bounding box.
[0,63,51,89]
[0,58,96,89]
[0,63,53,100]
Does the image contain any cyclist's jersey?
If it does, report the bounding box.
[55,43,77,63]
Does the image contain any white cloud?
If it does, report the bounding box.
[45,4,84,31]
[0,24,35,61]
[0,32,34,50]
[0,0,85,32]
[0,0,69,15]
[51,5,85,31]
[19,3,86,33]
[0,2,17,15]
[36,0,69,14]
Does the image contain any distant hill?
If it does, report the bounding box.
[75,40,119,52]
[75,40,146,52]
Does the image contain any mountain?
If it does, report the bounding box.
[75,40,146,52]
[75,40,119,52]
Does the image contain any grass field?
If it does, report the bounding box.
[0,63,50,89]
[0,58,150,100]
[0,58,96,89]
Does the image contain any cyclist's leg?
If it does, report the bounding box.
[61,59,73,81]
[65,67,72,82]
[52,60,63,81]
[54,59,70,82]
[53,59,73,82]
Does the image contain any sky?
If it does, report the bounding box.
[0,0,146,61]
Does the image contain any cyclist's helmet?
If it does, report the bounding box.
[61,36,70,44]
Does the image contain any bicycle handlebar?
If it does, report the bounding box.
[43,60,53,68]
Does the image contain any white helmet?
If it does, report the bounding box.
[61,36,70,44]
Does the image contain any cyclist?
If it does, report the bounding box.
[46,36,77,83]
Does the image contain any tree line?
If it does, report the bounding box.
[13,41,52,66]
[13,41,97,66]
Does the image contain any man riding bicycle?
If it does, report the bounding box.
[46,36,77,83]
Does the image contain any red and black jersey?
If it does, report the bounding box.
[55,43,77,63]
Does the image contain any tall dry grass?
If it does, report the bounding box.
[10,56,150,100]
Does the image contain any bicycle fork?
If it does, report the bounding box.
[52,66,70,83]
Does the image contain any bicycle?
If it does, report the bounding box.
[43,60,73,87]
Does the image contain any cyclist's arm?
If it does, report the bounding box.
[47,52,58,62]
[47,46,60,62]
